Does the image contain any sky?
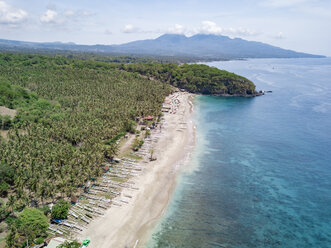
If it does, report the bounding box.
[0,0,330,56]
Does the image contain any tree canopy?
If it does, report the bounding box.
[51,200,70,219]
[58,241,81,248]
[6,208,48,247]
[0,53,172,209]
[0,52,257,246]
[120,62,257,95]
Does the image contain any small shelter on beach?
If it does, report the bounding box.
[142,116,154,125]
[99,163,111,172]
[102,164,110,173]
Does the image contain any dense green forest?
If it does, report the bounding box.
[0,48,209,64]
[0,53,172,246]
[120,62,257,95]
[0,53,257,246]
[0,53,257,206]
[62,53,202,64]
[57,55,257,95]
[0,53,171,204]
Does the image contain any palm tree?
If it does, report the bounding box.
[6,195,16,213]
[0,53,171,206]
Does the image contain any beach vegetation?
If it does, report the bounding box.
[0,182,9,197]
[125,120,137,133]
[6,208,48,248]
[0,53,171,210]
[0,115,12,130]
[58,240,81,248]
[132,138,144,151]
[39,205,51,217]
[106,131,126,145]
[51,200,70,219]
[0,200,10,221]
[121,62,256,95]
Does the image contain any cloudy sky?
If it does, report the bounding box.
[0,0,330,55]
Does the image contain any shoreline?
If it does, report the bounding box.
[77,91,196,247]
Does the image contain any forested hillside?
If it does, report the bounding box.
[120,62,257,95]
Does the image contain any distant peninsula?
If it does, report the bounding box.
[118,62,260,96]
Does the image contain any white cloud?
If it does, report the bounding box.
[168,24,186,34]
[261,0,311,8]
[166,21,258,37]
[39,8,94,31]
[225,27,258,37]
[198,21,223,35]
[0,1,27,24]
[123,24,140,33]
[40,9,58,23]
[196,21,258,37]
[121,21,257,38]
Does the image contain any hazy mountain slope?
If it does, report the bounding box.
[0,34,324,59]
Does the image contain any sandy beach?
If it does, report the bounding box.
[77,92,195,248]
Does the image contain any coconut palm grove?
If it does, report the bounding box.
[0,53,256,247]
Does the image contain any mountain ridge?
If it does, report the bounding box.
[0,34,325,59]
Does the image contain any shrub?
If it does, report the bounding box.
[40,205,51,216]
[0,203,10,221]
[6,208,48,248]
[35,237,45,244]
[58,241,81,248]
[0,115,12,130]
[51,200,69,219]
[0,162,15,185]
[125,120,137,133]
[19,208,48,235]
[0,182,9,197]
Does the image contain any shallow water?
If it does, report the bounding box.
[146,58,331,248]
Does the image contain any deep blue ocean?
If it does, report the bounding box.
[146,58,331,248]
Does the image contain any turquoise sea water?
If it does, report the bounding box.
[146,58,331,248]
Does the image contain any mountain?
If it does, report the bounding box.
[0,34,324,59]
[113,34,324,58]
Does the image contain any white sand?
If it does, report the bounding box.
[78,92,195,248]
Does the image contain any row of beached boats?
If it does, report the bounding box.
[48,93,183,239]
[47,125,163,239]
